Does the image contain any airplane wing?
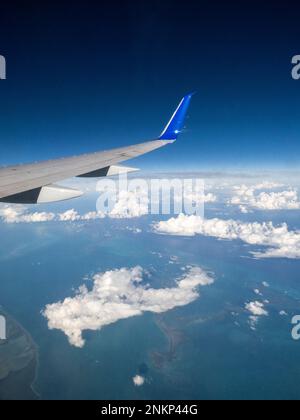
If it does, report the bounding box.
[0,93,194,204]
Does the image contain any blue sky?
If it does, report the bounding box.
[0,0,299,170]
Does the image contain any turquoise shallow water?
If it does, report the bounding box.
[0,199,300,400]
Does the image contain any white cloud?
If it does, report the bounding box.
[132,375,145,387]
[0,206,93,224]
[0,192,148,224]
[178,191,217,204]
[229,183,300,212]
[254,289,262,296]
[248,316,259,330]
[245,301,268,316]
[58,209,81,222]
[43,266,214,348]
[154,214,300,259]
[125,227,142,234]
[108,190,149,219]
[0,205,55,223]
[22,212,56,223]
[200,192,217,203]
[81,211,105,221]
[239,205,249,214]
[253,190,300,210]
[251,182,284,190]
[245,301,268,331]
[262,282,270,288]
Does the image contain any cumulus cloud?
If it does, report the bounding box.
[0,206,95,224]
[245,301,268,316]
[248,316,259,330]
[262,281,270,288]
[256,190,300,210]
[254,289,262,296]
[43,266,214,348]
[132,375,145,387]
[124,227,142,234]
[0,190,148,224]
[0,206,55,223]
[108,190,149,219]
[199,192,217,203]
[177,190,217,205]
[154,214,300,259]
[239,205,249,214]
[245,301,268,331]
[58,209,81,222]
[251,182,284,190]
[229,183,300,212]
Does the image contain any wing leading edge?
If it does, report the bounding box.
[0,93,194,203]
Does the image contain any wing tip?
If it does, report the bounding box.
[158,92,195,141]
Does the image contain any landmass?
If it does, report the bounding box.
[151,315,187,369]
[0,307,39,400]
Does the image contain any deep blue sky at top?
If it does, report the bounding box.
[0,0,299,170]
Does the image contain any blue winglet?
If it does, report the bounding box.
[159,93,195,140]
